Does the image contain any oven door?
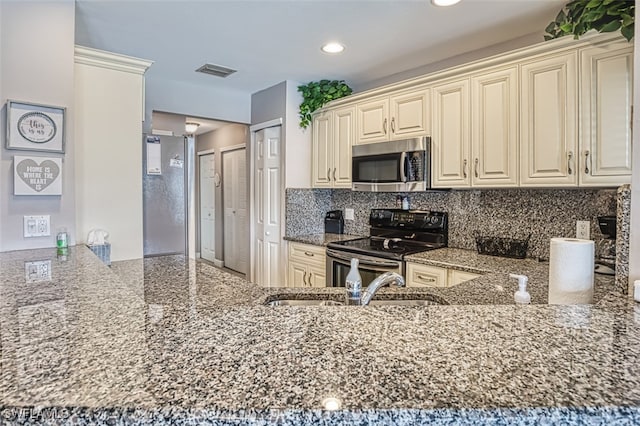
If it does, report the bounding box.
[326,248,403,287]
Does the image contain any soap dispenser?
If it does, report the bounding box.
[345,258,362,305]
[510,274,531,305]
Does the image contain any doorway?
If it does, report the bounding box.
[199,153,215,262]
[222,147,248,274]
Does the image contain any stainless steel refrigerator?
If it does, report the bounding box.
[143,134,187,257]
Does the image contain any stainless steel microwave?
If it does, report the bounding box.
[352,137,431,192]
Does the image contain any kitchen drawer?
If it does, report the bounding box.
[406,263,447,287]
[288,242,326,268]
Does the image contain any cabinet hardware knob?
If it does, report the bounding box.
[568,151,573,175]
[391,117,396,133]
[304,251,314,257]
[463,159,468,178]
[302,271,307,286]
[307,272,312,286]
[584,150,590,174]
[383,118,388,134]
[326,168,331,180]
[474,158,479,178]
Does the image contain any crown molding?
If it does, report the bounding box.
[74,45,153,75]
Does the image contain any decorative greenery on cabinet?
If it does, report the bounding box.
[298,80,352,129]
[545,0,634,42]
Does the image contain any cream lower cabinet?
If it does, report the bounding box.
[520,52,578,187]
[579,40,633,186]
[311,107,354,188]
[433,65,518,188]
[287,242,326,287]
[406,262,480,288]
[356,89,429,144]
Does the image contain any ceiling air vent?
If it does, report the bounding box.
[196,63,237,78]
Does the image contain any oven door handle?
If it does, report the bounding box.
[326,249,401,268]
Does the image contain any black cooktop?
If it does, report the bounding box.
[326,209,448,261]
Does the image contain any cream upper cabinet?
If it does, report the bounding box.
[520,52,578,187]
[311,106,354,188]
[311,111,332,187]
[432,77,470,188]
[356,89,429,144]
[471,66,518,187]
[332,106,355,188]
[579,40,633,186]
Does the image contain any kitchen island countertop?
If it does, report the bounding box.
[1,245,639,425]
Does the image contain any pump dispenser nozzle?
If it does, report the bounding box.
[510,274,531,305]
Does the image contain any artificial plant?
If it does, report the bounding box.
[545,0,634,42]
[297,80,353,129]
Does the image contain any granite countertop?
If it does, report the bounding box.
[283,233,364,247]
[1,246,640,425]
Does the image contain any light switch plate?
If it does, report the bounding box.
[23,215,50,237]
[345,208,355,221]
[24,260,52,282]
[576,220,590,240]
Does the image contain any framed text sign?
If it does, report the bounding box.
[13,156,63,196]
[6,100,65,153]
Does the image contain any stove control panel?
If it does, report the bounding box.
[370,209,447,230]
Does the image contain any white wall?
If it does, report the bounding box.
[284,80,311,189]
[74,52,149,261]
[629,10,640,287]
[145,76,251,131]
[0,0,76,252]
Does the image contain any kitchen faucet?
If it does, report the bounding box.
[360,272,406,306]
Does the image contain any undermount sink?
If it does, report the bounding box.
[265,294,446,307]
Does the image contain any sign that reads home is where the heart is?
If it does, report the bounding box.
[14,156,62,196]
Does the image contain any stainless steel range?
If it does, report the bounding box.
[326,209,448,287]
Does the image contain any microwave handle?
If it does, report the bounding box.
[400,152,407,182]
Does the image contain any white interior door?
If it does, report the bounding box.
[223,148,248,274]
[254,126,282,286]
[199,153,215,262]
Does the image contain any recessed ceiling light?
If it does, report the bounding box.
[432,0,461,6]
[321,42,345,54]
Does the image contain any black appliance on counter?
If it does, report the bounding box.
[324,210,344,234]
[325,209,448,287]
[595,215,616,276]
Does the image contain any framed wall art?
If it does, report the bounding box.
[13,156,63,196]
[6,100,65,153]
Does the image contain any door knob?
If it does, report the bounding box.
[265,231,270,236]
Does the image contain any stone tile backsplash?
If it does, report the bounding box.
[286,187,618,261]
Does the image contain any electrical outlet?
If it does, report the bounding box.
[24,260,52,282]
[23,215,50,237]
[345,208,355,221]
[576,220,590,240]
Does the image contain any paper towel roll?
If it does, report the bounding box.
[548,238,594,304]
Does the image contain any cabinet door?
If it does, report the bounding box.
[311,112,333,188]
[432,78,471,188]
[308,265,327,288]
[520,53,578,186]
[288,261,308,288]
[449,270,481,287]
[333,106,355,188]
[390,89,429,139]
[580,42,633,186]
[356,97,389,144]
[406,262,447,287]
[471,66,518,187]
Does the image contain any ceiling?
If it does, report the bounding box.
[74,0,566,96]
